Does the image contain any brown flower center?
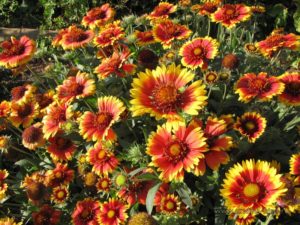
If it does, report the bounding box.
[18,104,33,118]
[166,141,188,162]
[11,86,27,101]
[152,85,181,113]
[96,112,113,128]
[81,209,91,220]
[248,78,271,93]
[56,137,72,151]
[3,42,25,56]
[22,126,42,143]
[67,28,89,43]
[285,82,300,97]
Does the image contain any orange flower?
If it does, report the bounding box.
[98,198,128,225]
[0,101,10,118]
[278,72,300,106]
[198,2,219,16]
[159,194,181,215]
[235,72,284,103]
[57,71,95,103]
[57,26,94,50]
[11,84,36,105]
[52,28,68,47]
[87,142,119,176]
[72,198,100,225]
[22,123,45,150]
[153,19,191,49]
[79,96,125,142]
[0,170,8,200]
[0,36,36,68]
[257,32,299,57]
[130,64,207,124]
[94,21,124,48]
[35,90,55,117]
[191,117,232,176]
[82,4,115,29]
[290,153,300,177]
[42,102,73,139]
[134,30,156,46]
[51,185,69,204]
[211,4,251,28]
[234,112,266,143]
[147,124,207,182]
[204,71,219,85]
[47,134,76,161]
[32,205,61,225]
[96,43,129,59]
[46,163,74,188]
[179,37,219,70]
[229,213,256,225]
[94,49,135,79]
[9,101,39,128]
[221,159,286,214]
[96,177,111,193]
[148,2,177,20]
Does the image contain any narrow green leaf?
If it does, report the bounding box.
[146,182,162,214]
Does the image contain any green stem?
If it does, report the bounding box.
[263,214,274,225]
[222,84,227,100]
[207,17,211,36]
[10,145,34,158]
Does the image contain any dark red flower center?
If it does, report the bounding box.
[80,209,93,221]
[248,78,271,93]
[11,86,27,101]
[95,112,113,128]
[285,82,300,97]
[2,41,25,56]
[22,126,42,143]
[151,85,182,113]
[242,119,258,134]
[264,35,284,48]
[96,11,107,19]
[222,5,239,19]
[66,29,89,43]
[166,141,188,162]
[18,104,33,118]
[56,137,72,151]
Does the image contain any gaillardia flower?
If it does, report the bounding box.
[221,159,286,214]
[32,205,61,225]
[130,64,207,124]
[82,4,115,29]
[47,134,76,161]
[257,31,299,57]
[134,30,156,46]
[87,142,119,176]
[11,84,36,105]
[96,176,111,193]
[0,170,8,200]
[46,163,74,187]
[235,72,284,103]
[179,37,219,70]
[147,124,207,182]
[59,26,94,50]
[98,198,128,225]
[72,198,100,225]
[94,21,124,48]
[0,100,10,118]
[148,2,177,20]
[198,2,219,16]
[22,123,45,150]
[153,19,191,49]
[9,101,39,128]
[79,96,125,142]
[211,4,251,28]
[0,36,36,68]
[159,194,180,214]
[42,102,73,139]
[57,71,95,103]
[51,185,69,204]
[290,153,300,177]
[278,72,300,106]
[234,112,266,143]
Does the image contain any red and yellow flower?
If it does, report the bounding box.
[147,124,207,182]
[94,49,135,79]
[11,84,36,105]
[56,26,94,50]
[0,36,36,68]
[32,205,61,225]
[46,163,74,188]
[94,21,124,48]
[148,2,177,20]
[198,2,219,16]
[234,112,266,143]
[0,169,8,200]
[153,19,191,49]
[229,213,256,225]
[36,90,55,117]
[179,37,219,70]
[9,101,39,128]
[47,134,76,161]
[72,198,100,225]
[0,217,22,225]
[290,153,300,178]
[51,185,69,204]
[158,194,180,214]
[0,101,10,118]
[211,4,251,28]
[134,30,156,46]
[235,72,284,103]
[22,123,45,150]
[96,176,111,193]
[87,142,119,176]
[191,117,233,176]
[98,198,128,225]
[278,72,300,106]
[56,71,95,103]
[130,63,207,125]
[82,4,115,29]
[221,159,286,214]
[79,96,125,142]
[257,32,300,57]
[42,102,73,139]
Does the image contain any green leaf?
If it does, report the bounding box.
[15,159,37,167]
[176,186,193,208]
[293,8,300,32]
[284,116,300,131]
[128,167,146,177]
[146,182,162,214]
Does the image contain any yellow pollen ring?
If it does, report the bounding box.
[243,183,260,198]
[107,210,115,218]
[193,47,202,56]
[101,180,108,188]
[97,150,106,159]
[225,9,234,15]
[245,121,256,130]
[169,143,181,156]
[57,190,65,199]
